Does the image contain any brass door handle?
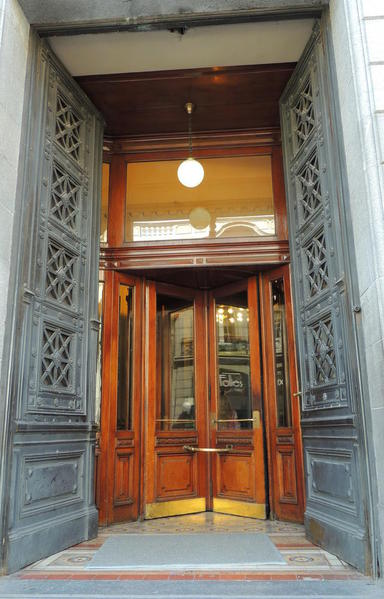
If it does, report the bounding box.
[213,410,261,429]
[292,392,302,397]
[183,445,233,453]
[214,418,254,423]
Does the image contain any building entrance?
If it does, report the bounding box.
[2,18,375,574]
[98,266,304,526]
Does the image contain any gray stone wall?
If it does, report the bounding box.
[0,0,29,568]
[329,0,384,570]
[0,0,29,377]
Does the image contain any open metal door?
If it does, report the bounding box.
[3,36,104,572]
[280,22,371,572]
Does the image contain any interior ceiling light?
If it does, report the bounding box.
[177,102,205,188]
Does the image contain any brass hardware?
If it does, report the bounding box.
[292,392,302,397]
[253,410,261,429]
[183,445,233,453]
[213,498,266,519]
[185,102,195,115]
[213,410,261,429]
[156,418,195,423]
[214,418,254,423]
[145,498,206,519]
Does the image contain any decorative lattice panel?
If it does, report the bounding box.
[293,79,315,149]
[45,239,77,307]
[304,229,329,297]
[55,93,82,161]
[50,162,80,232]
[297,151,322,223]
[310,317,337,385]
[41,324,74,390]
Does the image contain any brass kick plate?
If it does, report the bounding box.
[213,498,266,519]
[253,410,261,429]
[145,498,206,519]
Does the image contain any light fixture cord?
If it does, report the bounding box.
[188,111,193,157]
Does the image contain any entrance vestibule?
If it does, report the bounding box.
[98,266,304,526]
[96,112,305,526]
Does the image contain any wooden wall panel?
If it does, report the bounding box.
[156,452,197,500]
[114,450,134,506]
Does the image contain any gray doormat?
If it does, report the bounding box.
[87,533,285,570]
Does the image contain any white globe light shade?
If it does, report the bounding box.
[189,207,211,229]
[177,157,204,188]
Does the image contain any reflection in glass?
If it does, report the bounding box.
[216,290,252,430]
[100,163,110,243]
[117,284,134,430]
[271,279,292,428]
[125,156,275,242]
[157,294,195,431]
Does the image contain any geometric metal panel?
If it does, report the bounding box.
[55,93,82,163]
[303,228,329,297]
[293,78,315,151]
[297,150,322,225]
[309,315,336,385]
[45,238,78,308]
[280,22,370,572]
[50,161,81,233]
[3,36,104,574]
[40,323,74,390]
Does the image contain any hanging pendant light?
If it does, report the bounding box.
[177,102,204,188]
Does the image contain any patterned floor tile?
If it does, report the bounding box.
[21,514,358,579]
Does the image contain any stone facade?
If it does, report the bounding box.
[330,0,384,569]
[0,0,29,568]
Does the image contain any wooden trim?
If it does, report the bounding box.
[102,137,289,264]
[98,270,113,525]
[101,240,290,270]
[272,146,289,240]
[98,271,143,524]
[260,265,304,522]
[105,129,281,156]
[107,155,126,247]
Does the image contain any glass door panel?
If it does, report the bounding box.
[262,266,304,522]
[209,278,267,519]
[144,282,208,519]
[271,278,292,428]
[216,290,252,431]
[156,295,195,431]
[117,283,134,430]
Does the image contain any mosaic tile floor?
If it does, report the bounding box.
[18,513,365,581]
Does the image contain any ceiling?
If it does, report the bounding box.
[50,20,312,138]
[48,20,313,76]
[76,64,296,137]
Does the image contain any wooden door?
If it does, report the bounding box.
[144,281,208,518]
[98,271,142,524]
[261,266,304,522]
[208,277,267,518]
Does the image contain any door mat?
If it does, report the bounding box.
[87,533,285,570]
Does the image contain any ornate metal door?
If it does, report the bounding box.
[4,36,103,572]
[280,23,371,572]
